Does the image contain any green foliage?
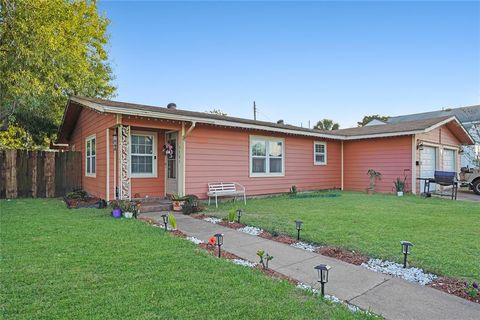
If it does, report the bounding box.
[357,115,390,127]
[393,176,407,192]
[313,119,340,131]
[0,125,37,149]
[66,190,88,200]
[182,194,202,214]
[0,0,116,147]
[168,213,177,230]
[367,169,382,190]
[256,249,273,269]
[289,185,297,195]
[227,208,236,222]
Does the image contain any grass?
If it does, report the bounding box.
[207,191,480,282]
[0,199,375,320]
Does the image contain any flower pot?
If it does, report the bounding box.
[172,200,185,211]
[112,208,122,219]
[124,211,133,219]
[397,191,404,197]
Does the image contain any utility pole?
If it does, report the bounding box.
[253,101,257,121]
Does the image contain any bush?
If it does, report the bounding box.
[182,195,202,214]
[227,209,236,222]
[66,190,88,200]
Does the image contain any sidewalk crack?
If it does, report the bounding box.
[347,278,390,303]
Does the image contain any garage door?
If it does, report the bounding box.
[420,146,437,191]
[443,149,456,172]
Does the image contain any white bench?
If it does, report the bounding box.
[207,182,246,208]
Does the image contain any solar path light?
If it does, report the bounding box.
[314,264,331,296]
[215,233,224,258]
[400,240,413,268]
[295,220,303,240]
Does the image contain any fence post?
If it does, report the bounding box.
[44,152,56,198]
[5,150,17,198]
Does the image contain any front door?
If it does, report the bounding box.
[420,146,437,191]
[165,132,178,195]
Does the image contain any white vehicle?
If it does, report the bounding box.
[459,167,480,195]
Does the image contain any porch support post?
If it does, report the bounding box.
[181,121,196,197]
[119,125,131,199]
[411,135,417,194]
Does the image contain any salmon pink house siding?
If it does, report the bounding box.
[185,125,341,197]
[57,97,474,201]
[343,136,413,193]
[68,108,116,200]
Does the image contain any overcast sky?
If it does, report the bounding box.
[98,1,480,128]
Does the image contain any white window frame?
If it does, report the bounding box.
[314,141,327,165]
[249,135,285,177]
[85,134,96,177]
[129,131,158,178]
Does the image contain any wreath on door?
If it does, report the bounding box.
[163,143,175,159]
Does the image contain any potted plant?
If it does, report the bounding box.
[366,169,382,194]
[171,193,188,211]
[110,200,122,219]
[120,200,134,219]
[394,176,406,196]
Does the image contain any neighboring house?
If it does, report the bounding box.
[388,105,480,168]
[56,96,474,201]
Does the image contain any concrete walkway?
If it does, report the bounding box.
[142,212,480,320]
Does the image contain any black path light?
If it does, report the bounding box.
[314,264,331,296]
[161,214,169,231]
[295,220,303,240]
[236,209,243,223]
[400,240,413,268]
[214,233,224,258]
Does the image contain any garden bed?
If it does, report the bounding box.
[429,277,479,304]
[64,196,105,209]
[316,246,369,266]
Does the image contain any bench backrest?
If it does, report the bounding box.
[434,171,456,185]
[208,183,237,192]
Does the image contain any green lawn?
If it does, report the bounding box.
[0,199,374,320]
[207,191,480,282]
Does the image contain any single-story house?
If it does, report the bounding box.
[56,96,474,201]
[388,105,480,168]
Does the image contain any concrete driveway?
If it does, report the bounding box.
[458,189,480,202]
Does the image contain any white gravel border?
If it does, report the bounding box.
[361,258,437,285]
[232,259,257,268]
[296,283,364,314]
[237,226,263,236]
[186,236,204,245]
[290,241,319,252]
[203,217,222,224]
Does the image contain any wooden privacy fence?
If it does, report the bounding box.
[0,150,82,199]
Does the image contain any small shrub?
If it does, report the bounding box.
[465,281,479,298]
[182,194,202,214]
[227,209,236,222]
[168,213,177,230]
[66,190,88,200]
[257,249,273,269]
[289,185,297,196]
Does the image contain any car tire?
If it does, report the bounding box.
[472,179,480,195]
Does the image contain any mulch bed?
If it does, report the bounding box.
[64,197,105,209]
[259,231,297,245]
[429,277,480,304]
[315,246,369,266]
[217,220,246,229]
[170,230,187,238]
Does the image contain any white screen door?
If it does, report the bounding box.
[165,132,178,194]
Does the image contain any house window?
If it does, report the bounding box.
[85,135,96,177]
[314,142,327,165]
[250,136,284,176]
[130,132,157,178]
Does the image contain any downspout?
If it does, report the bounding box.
[341,140,344,190]
[181,121,196,196]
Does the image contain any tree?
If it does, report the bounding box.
[314,119,340,131]
[208,109,228,116]
[0,0,116,148]
[357,115,389,127]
